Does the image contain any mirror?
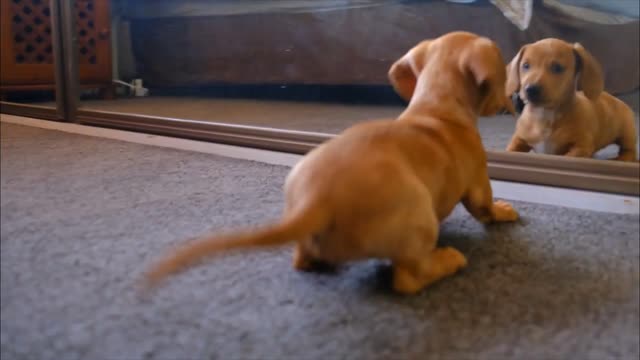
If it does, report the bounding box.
[73,0,638,162]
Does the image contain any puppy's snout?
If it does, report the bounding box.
[524,85,543,103]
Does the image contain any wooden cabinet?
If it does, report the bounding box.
[0,0,112,99]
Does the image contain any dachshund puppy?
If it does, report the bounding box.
[505,38,638,161]
[143,32,518,295]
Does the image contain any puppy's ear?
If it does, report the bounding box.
[573,43,604,100]
[388,41,430,102]
[505,45,526,96]
[462,39,514,116]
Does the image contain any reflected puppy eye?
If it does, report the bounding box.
[522,62,530,71]
[550,62,565,74]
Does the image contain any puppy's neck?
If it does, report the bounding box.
[398,74,477,127]
[524,95,574,125]
[525,106,557,124]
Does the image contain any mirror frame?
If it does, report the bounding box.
[3,105,636,196]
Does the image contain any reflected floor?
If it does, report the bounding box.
[75,96,518,149]
[56,95,638,158]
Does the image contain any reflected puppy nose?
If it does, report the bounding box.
[525,85,542,103]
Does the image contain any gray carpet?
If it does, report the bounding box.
[1,122,639,360]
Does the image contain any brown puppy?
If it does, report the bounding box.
[505,38,638,161]
[143,31,519,295]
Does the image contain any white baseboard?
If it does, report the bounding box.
[2,114,638,214]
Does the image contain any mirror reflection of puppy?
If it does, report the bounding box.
[505,38,638,161]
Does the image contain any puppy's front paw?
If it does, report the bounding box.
[492,200,519,222]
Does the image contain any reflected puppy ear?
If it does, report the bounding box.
[505,45,526,96]
[572,43,604,100]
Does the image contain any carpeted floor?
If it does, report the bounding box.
[1,122,639,360]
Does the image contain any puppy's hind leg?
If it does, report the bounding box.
[284,199,337,272]
[292,241,336,273]
[393,247,468,295]
[615,127,638,162]
[611,107,639,161]
[392,217,467,295]
[615,146,638,162]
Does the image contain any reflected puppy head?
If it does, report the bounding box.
[505,38,604,108]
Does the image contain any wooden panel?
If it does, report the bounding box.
[0,0,55,85]
[10,0,54,65]
[77,0,112,82]
[1,0,112,87]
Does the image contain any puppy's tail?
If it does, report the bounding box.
[142,205,328,290]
